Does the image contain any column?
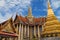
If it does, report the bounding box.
[18,23,21,40]
[13,37,18,40]
[52,34,55,40]
[27,25,29,40]
[2,38,5,40]
[30,26,32,40]
[15,37,18,40]
[53,34,55,37]
[42,19,45,31]
[0,37,2,40]
[42,26,44,31]
[6,38,9,40]
[34,25,36,38]
[48,34,51,37]
[38,25,40,37]
[58,34,60,37]
[21,24,23,40]
[9,38,11,40]
[38,25,40,40]
[17,24,18,34]
[44,35,47,37]
[24,25,26,39]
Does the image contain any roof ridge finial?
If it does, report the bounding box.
[48,0,49,3]
[27,6,33,17]
[48,0,51,9]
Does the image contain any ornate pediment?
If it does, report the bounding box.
[27,16,34,24]
[1,18,16,33]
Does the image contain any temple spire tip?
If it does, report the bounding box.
[27,6,33,17]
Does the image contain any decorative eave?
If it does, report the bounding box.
[17,15,46,26]
[0,20,8,31]
[0,31,18,37]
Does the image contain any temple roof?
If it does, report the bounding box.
[14,15,46,25]
[0,17,18,37]
[13,7,46,26]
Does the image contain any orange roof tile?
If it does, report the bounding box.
[34,18,41,23]
[14,15,46,25]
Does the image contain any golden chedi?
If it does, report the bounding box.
[42,0,60,37]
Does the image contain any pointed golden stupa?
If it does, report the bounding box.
[42,0,60,37]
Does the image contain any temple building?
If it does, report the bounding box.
[13,6,46,40]
[0,0,60,40]
[0,5,46,40]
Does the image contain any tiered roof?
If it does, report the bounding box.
[0,18,18,37]
[14,7,46,26]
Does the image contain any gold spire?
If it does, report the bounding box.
[48,0,51,9]
[27,6,33,17]
[47,0,55,16]
[42,0,60,35]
